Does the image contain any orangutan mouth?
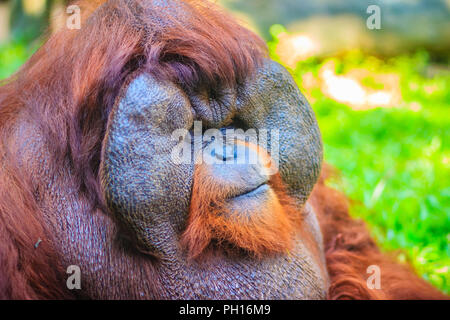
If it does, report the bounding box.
[232,183,270,199]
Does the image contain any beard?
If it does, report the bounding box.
[181,164,304,259]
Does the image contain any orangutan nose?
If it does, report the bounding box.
[200,139,276,198]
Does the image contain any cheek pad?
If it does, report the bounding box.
[237,59,323,204]
[100,73,194,256]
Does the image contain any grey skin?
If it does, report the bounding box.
[14,59,326,299]
[98,59,327,299]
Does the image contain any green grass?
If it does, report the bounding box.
[0,37,39,80]
[269,27,450,293]
[1,27,449,293]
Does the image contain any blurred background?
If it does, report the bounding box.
[0,0,448,293]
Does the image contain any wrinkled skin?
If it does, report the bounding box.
[14,56,327,298]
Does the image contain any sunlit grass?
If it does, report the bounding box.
[269,26,450,293]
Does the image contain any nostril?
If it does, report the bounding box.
[214,144,236,161]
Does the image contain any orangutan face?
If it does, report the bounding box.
[96,59,326,299]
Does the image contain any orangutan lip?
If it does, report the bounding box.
[232,183,269,199]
